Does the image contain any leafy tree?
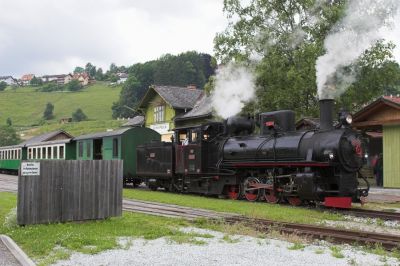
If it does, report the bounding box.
[0,81,7,91]
[112,75,142,118]
[72,108,88,122]
[85,62,97,78]
[43,102,54,120]
[214,0,400,116]
[30,76,43,86]
[110,75,119,83]
[109,63,118,73]
[73,66,85,74]
[66,80,83,91]
[6,118,12,126]
[0,126,20,146]
[95,68,104,81]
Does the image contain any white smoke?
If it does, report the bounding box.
[211,63,256,119]
[316,0,400,99]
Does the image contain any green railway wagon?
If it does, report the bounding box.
[0,145,23,173]
[74,127,160,185]
[26,139,76,160]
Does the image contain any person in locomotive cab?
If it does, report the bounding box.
[374,153,384,187]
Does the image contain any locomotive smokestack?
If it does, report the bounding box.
[319,99,334,131]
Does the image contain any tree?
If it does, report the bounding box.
[214,0,400,116]
[30,76,43,86]
[95,68,104,81]
[72,108,88,122]
[112,75,142,118]
[43,102,54,120]
[66,79,83,91]
[85,62,97,78]
[0,81,7,91]
[73,66,85,74]
[6,118,12,126]
[0,126,20,146]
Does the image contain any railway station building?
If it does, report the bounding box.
[139,85,204,141]
[353,96,400,188]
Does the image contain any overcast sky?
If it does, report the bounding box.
[0,0,227,77]
[0,0,399,78]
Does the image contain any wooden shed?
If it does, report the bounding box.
[353,96,400,188]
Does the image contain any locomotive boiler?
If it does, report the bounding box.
[137,99,369,208]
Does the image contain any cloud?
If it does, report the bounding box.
[0,0,226,77]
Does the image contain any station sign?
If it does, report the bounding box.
[21,162,40,176]
[150,123,170,134]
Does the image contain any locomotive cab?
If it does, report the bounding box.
[174,122,224,175]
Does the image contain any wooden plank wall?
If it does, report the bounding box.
[17,160,123,225]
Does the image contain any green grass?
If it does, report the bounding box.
[123,189,343,224]
[0,192,215,265]
[0,82,122,126]
[31,120,124,137]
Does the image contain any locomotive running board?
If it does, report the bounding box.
[324,197,352,209]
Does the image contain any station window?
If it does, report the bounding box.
[53,146,58,159]
[59,146,64,159]
[154,105,165,122]
[113,138,118,158]
[86,142,91,158]
[78,142,84,157]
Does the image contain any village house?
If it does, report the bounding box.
[42,74,73,85]
[73,72,90,86]
[139,85,204,141]
[174,93,213,128]
[117,73,128,84]
[20,74,34,86]
[0,76,18,86]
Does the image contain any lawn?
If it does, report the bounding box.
[0,192,209,265]
[22,119,124,138]
[0,82,122,126]
[123,189,343,224]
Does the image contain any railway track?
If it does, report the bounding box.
[122,199,400,250]
[339,208,400,221]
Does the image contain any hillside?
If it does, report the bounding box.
[0,82,122,126]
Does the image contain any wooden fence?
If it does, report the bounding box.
[17,160,123,225]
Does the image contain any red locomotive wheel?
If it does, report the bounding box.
[227,185,240,200]
[287,197,302,206]
[264,189,279,204]
[243,177,261,202]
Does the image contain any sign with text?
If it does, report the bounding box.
[21,162,40,176]
[150,123,170,134]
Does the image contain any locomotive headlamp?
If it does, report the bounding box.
[345,114,353,125]
[328,152,335,160]
[323,150,335,160]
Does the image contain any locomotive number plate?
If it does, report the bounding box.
[188,154,195,160]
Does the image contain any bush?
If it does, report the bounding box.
[72,108,88,122]
[0,126,21,146]
[66,80,83,91]
[36,83,64,92]
[0,81,7,91]
[43,102,54,120]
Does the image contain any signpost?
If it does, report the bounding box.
[21,162,40,176]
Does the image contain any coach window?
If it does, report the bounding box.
[59,145,64,159]
[33,148,36,159]
[17,149,20,159]
[53,146,58,159]
[78,142,84,157]
[113,138,119,158]
[87,142,91,158]
[0,151,2,159]
[47,147,51,159]
[42,147,46,159]
[38,148,42,159]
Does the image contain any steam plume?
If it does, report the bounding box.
[211,63,256,119]
[316,0,400,99]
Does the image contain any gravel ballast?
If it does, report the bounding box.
[52,227,399,266]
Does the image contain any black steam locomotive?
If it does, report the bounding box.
[136,100,369,208]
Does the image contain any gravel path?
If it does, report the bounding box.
[52,227,398,266]
[0,174,17,193]
[0,240,20,266]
